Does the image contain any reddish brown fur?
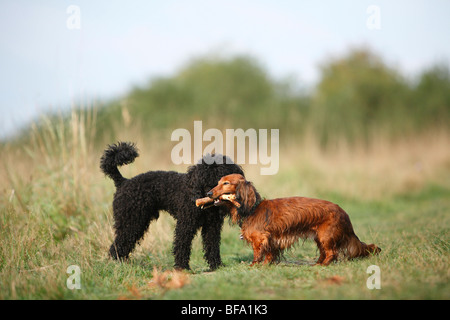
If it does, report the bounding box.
[208,174,381,266]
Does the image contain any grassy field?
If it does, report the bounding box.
[1,112,449,300]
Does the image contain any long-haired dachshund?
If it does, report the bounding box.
[201,174,381,266]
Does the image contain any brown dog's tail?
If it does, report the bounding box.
[343,234,381,259]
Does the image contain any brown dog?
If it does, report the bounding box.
[205,174,380,266]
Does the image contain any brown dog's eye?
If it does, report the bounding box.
[223,181,230,185]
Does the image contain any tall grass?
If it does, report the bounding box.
[1,109,104,298]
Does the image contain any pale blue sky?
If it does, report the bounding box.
[1,0,449,138]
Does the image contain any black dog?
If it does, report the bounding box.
[100,142,244,270]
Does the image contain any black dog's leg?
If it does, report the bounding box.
[110,204,159,260]
[173,217,198,270]
[201,213,225,270]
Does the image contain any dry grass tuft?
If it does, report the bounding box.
[148,267,190,290]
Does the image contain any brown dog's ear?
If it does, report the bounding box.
[236,180,258,214]
[235,179,245,199]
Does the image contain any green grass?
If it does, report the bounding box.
[1,111,449,300]
[1,174,449,299]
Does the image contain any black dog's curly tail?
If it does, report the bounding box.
[100,141,139,188]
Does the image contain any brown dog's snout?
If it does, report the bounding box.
[207,174,245,199]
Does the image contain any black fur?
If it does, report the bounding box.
[100,142,244,270]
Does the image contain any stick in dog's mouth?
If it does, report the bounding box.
[196,194,241,209]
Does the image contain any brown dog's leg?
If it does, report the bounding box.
[250,243,265,266]
[319,248,337,266]
[249,233,268,266]
[315,226,338,266]
[263,246,282,265]
[263,252,274,265]
[314,238,326,265]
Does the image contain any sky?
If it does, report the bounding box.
[1,0,449,138]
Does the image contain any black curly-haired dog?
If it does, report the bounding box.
[100,142,244,270]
